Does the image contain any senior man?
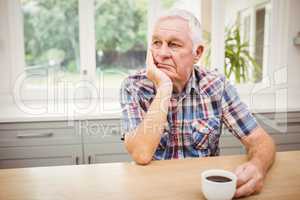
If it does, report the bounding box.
[120,9,275,198]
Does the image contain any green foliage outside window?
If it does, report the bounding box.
[225,25,261,83]
[202,25,261,83]
[22,0,148,73]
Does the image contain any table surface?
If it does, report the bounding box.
[0,151,299,200]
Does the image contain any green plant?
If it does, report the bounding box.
[224,25,261,83]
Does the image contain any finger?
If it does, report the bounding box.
[234,178,257,198]
[236,168,253,188]
[234,164,246,177]
[234,164,250,187]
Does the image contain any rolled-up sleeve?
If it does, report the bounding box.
[221,79,258,139]
[119,79,144,139]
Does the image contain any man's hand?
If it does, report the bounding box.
[234,127,275,198]
[234,161,264,198]
[146,49,172,90]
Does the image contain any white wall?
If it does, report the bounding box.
[287,0,300,109]
[0,0,11,95]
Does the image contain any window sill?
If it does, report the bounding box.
[0,98,122,123]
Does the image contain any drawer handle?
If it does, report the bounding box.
[277,121,300,126]
[88,155,92,164]
[75,156,80,165]
[17,132,54,138]
[111,129,119,135]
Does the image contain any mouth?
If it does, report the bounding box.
[156,63,175,71]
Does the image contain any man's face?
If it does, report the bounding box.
[151,17,200,92]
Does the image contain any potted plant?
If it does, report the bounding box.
[224,25,261,83]
[202,25,261,83]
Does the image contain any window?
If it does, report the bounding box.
[224,0,271,84]
[21,0,81,89]
[13,0,201,103]
[94,0,147,102]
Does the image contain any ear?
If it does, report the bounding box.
[193,45,204,64]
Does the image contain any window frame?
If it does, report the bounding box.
[11,0,202,103]
[11,0,94,101]
[8,0,289,104]
[220,0,287,96]
[239,2,271,84]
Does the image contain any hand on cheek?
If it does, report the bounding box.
[146,49,172,90]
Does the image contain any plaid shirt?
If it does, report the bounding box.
[120,65,258,160]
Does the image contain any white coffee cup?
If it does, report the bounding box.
[201,169,237,200]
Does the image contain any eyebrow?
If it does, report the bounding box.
[152,35,184,43]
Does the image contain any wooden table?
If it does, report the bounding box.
[0,151,299,200]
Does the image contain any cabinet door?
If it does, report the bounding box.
[0,145,83,169]
[0,121,83,169]
[84,143,131,164]
[254,112,300,151]
[81,119,132,164]
[218,111,300,156]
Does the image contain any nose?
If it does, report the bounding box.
[155,43,172,60]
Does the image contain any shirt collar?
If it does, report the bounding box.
[182,65,201,96]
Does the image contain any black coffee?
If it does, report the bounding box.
[206,175,232,183]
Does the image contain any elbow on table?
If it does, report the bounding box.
[132,151,153,165]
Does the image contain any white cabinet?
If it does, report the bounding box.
[84,143,131,164]
[219,111,300,155]
[254,112,300,151]
[1,111,300,168]
[0,121,83,168]
[0,119,131,169]
[0,145,82,168]
[80,119,131,164]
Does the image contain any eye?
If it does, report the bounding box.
[152,40,162,48]
[169,42,181,48]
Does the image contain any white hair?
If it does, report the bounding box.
[156,9,203,52]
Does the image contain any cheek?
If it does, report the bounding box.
[173,51,194,65]
[173,61,194,83]
[173,53,194,72]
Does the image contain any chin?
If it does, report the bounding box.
[160,68,176,79]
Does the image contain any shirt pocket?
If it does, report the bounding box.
[191,117,221,150]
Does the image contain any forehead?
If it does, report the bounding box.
[152,17,191,41]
